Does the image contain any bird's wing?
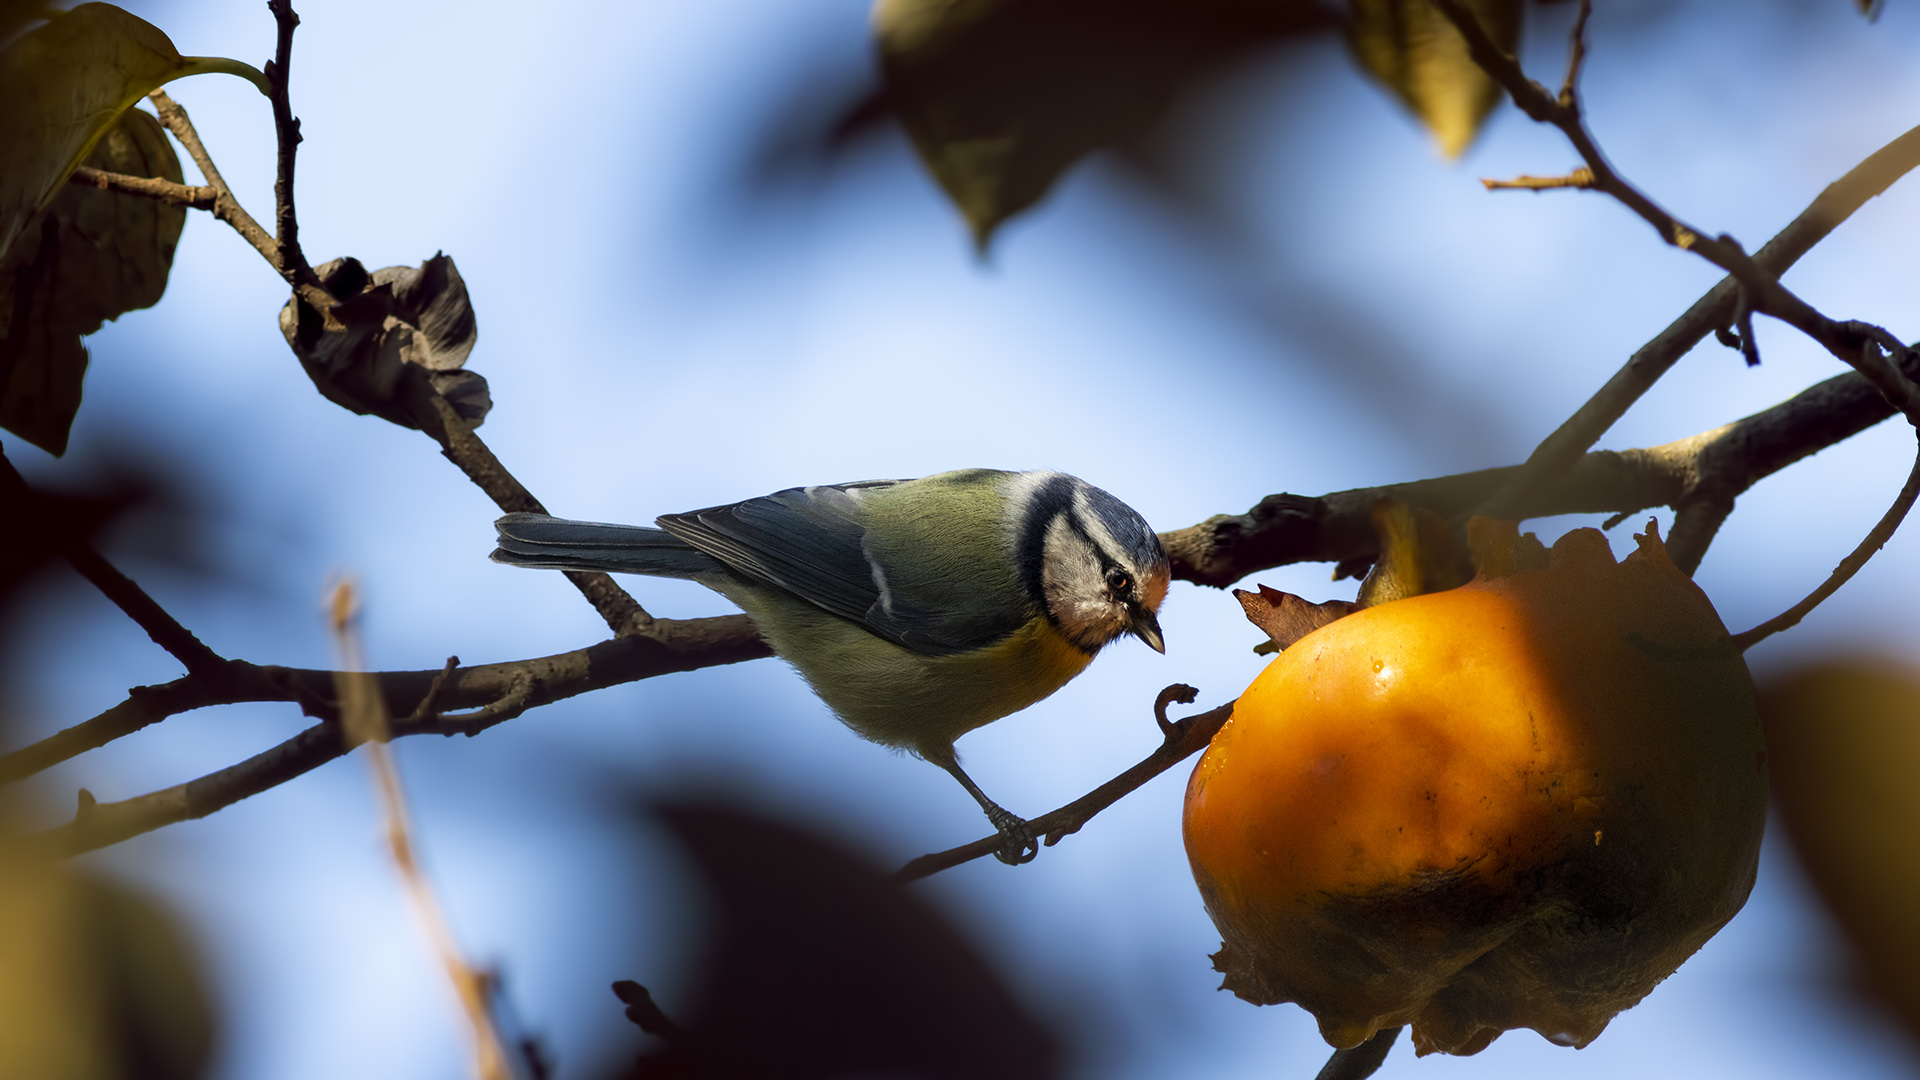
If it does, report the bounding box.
[657,480,1023,656]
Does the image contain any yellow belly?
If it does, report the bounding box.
[733,589,1096,756]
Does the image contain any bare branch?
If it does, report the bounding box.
[1458,77,1920,520]
[1557,0,1591,105]
[895,695,1233,882]
[1163,348,1920,586]
[4,614,768,790]
[67,166,216,208]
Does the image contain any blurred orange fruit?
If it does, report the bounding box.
[1184,522,1768,1055]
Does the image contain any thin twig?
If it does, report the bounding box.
[1463,93,1920,519]
[1431,0,1920,641]
[67,166,217,208]
[146,89,337,319]
[1481,168,1593,191]
[1733,420,1920,651]
[329,582,519,1080]
[1557,0,1591,104]
[894,696,1233,882]
[263,0,326,302]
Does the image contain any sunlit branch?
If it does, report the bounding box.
[1163,346,1920,586]
[67,166,216,208]
[1429,0,1920,648]
[1455,59,1920,518]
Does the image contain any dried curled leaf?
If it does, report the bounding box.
[1235,584,1359,653]
[0,3,263,263]
[0,107,184,455]
[1347,0,1521,158]
[278,254,490,429]
[874,0,1332,248]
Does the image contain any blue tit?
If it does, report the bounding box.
[490,468,1169,864]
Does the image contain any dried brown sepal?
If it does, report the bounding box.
[277,252,489,429]
[1235,584,1359,652]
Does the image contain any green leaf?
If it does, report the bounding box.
[0,107,185,456]
[1347,0,1522,158]
[0,3,266,264]
[874,0,1334,249]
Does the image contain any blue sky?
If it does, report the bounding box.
[7,1,1920,1077]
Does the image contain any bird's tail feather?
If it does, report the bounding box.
[492,513,720,577]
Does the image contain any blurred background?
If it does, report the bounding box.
[5,0,1920,1076]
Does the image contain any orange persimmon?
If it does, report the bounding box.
[1184,522,1767,1056]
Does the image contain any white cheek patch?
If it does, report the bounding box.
[1041,515,1128,644]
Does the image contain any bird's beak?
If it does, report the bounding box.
[1131,607,1166,654]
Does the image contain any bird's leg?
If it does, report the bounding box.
[924,746,1038,865]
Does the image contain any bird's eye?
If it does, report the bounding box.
[1105,569,1132,594]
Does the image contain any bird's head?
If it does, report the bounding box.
[1016,474,1170,655]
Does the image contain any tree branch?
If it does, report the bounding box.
[67,166,216,209]
[262,0,328,304]
[146,89,337,320]
[1459,68,1920,517]
[1162,347,1920,586]
[1431,0,1920,644]
[28,614,764,849]
[3,614,769,791]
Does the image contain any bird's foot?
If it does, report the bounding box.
[984,805,1039,865]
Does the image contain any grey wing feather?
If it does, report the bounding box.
[492,513,722,577]
[656,485,883,624]
[658,482,1020,656]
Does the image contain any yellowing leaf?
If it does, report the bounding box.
[1761,660,1920,1040]
[0,107,185,455]
[874,0,1334,249]
[1347,0,1521,158]
[0,3,265,263]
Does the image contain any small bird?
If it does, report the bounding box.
[491,469,1169,864]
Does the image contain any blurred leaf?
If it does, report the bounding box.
[278,253,491,429]
[0,107,184,456]
[1760,660,1920,1042]
[0,3,262,264]
[0,0,48,46]
[874,0,1336,248]
[0,839,216,1080]
[1347,0,1521,158]
[611,800,1062,1079]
